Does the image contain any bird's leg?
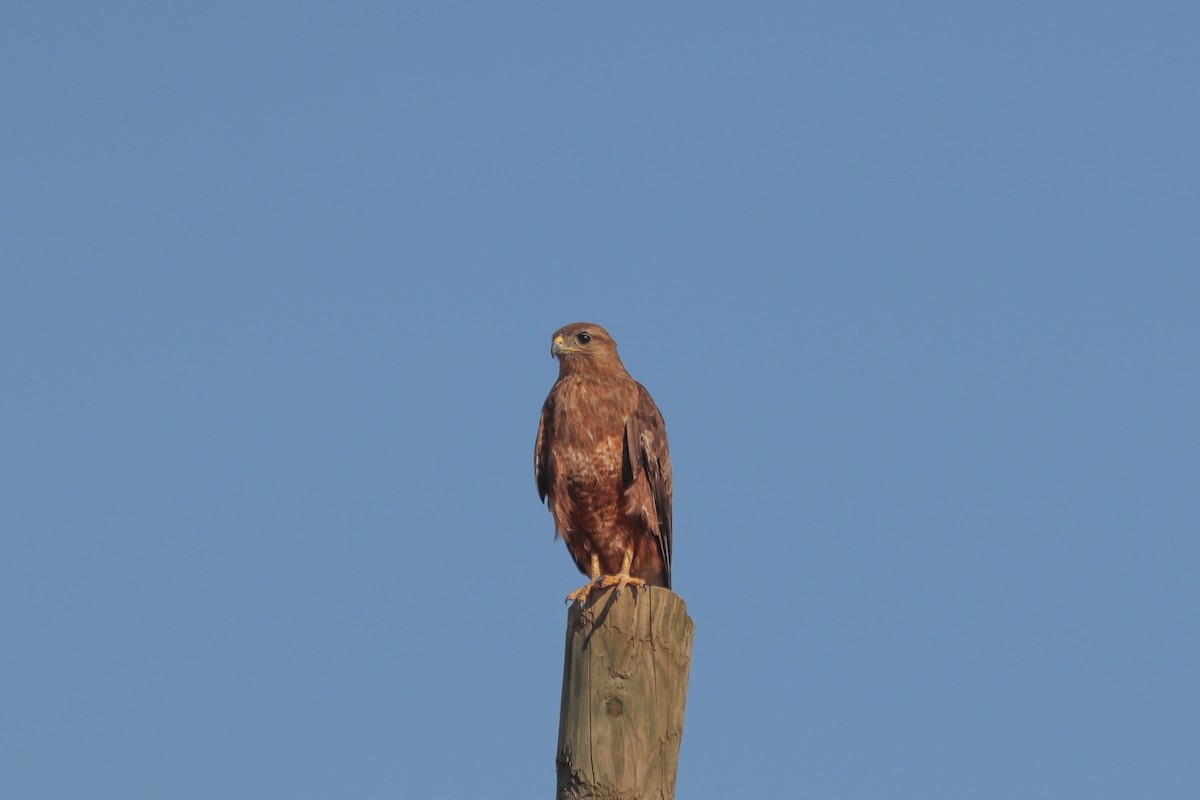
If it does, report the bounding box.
[565,553,604,605]
[596,547,646,597]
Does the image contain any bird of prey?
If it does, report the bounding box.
[535,323,673,603]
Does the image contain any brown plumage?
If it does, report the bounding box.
[535,322,673,602]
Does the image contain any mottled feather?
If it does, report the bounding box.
[535,323,673,589]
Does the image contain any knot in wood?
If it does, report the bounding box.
[605,696,625,717]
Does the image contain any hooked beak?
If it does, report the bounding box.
[551,335,577,358]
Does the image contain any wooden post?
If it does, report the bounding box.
[556,586,695,800]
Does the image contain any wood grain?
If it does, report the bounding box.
[556,587,694,800]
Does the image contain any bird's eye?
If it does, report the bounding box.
[576,332,592,344]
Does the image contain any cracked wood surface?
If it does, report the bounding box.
[557,587,694,800]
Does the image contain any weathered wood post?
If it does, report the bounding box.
[556,586,694,800]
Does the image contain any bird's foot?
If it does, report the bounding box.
[565,573,646,604]
[565,577,603,605]
[598,572,646,598]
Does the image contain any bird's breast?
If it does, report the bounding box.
[560,434,623,485]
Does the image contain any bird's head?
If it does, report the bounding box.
[550,322,623,375]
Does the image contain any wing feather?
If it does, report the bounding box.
[624,382,673,588]
[535,399,551,502]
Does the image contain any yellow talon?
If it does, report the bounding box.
[565,548,645,604]
[566,553,603,604]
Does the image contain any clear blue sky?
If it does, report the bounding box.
[3,3,1197,798]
